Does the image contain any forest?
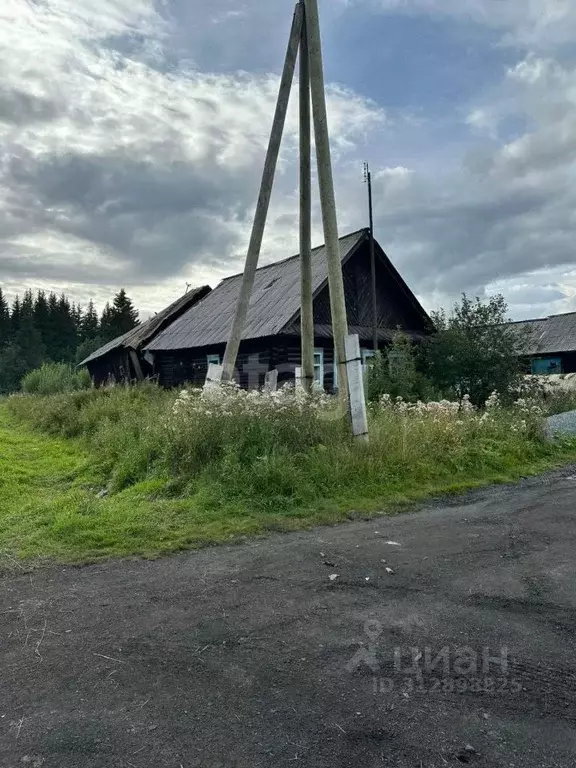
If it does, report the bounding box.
[0,287,139,393]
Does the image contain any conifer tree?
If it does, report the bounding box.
[0,288,10,348]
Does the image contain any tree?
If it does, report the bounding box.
[76,335,105,365]
[71,303,83,334]
[423,294,525,406]
[34,291,50,349]
[56,294,78,363]
[0,288,10,348]
[366,330,436,402]
[14,290,45,373]
[101,289,139,342]
[100,302,114,343]
[10,296,22,334]
[80,300,99,341]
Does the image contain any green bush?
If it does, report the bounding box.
[21,363,92,395]
[423,294,526,406]
[366,331,438,403]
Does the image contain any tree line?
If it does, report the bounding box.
[0,288,139,393]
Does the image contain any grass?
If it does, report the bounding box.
[3,387,576,566]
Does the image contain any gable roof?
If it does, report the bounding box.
[506,312,576,356]
[80,285,211,366]
[146,229,430,352]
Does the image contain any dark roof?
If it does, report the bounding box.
[80,285,211,366]
[146,229,429,352]
[506,312,576,355]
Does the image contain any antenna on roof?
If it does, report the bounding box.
[363,162,378,352]
[185,283,191,294]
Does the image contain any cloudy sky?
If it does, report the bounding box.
[1,0,575,319]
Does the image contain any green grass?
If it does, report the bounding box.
[3,392,576,567]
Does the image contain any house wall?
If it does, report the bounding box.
[529,352,576,375]
[306,240,428,334]
[87,350,152,385]
[154,337,338,391]
[151,238,430,391]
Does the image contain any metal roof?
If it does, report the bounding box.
[146,229,370,352]
[506,312,576,355]
[80,285,211,366]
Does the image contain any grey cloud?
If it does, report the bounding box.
[506,285,567,305]
[0,88,63,126]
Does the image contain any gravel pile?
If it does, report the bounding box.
[546,409,576,439]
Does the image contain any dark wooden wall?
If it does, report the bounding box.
[314,240,427,331]
[155,337,337,391]
[87,351,152,386]
[122,238,430,392]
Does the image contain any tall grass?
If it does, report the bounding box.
[21,362,92,395]
[8,383,560,518]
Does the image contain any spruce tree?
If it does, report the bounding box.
[0,288,10,348]
[80,300,100,341]
[100,302,114,343]
[33,291,50,350]
[109,289,139,339]
[11,296,22,334]
[15,290,44,372]
[56,294,77,363]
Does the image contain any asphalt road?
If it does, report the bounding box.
[2,468,576,767]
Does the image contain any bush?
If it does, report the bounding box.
[21,363,92,395]
[366,331,437,403]
[423,294,526,406]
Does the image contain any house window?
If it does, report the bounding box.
[314,348,324,387]
[361,348,375,376]
[531,357,562,375]
[333,349,375,389]
[207,354,221,367]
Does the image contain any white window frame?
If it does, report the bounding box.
[361,348,375,378]
[313,348,324,388]
[361,348,375,365]
[207,354,221,367]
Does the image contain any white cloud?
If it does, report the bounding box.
[363,0,576,48]
[0,0,385,312]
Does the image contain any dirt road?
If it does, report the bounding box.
[2,468,576,767]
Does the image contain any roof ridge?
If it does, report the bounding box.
[221,228,368,282]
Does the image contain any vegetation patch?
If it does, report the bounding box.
[3,382,576,565]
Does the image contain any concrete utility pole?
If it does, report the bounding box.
[221,3,304,381]
[304,0,349,403]
[299,10,315,393]
[217,0,367,436]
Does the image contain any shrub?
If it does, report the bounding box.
[366,331,437,403]
[21,363,92,395]
[423,294,526,406]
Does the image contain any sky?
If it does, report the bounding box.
[1,0,576,321]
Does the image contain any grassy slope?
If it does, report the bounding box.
[1,401,576,565]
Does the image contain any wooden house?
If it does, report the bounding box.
[506,312,576,375]
[80,285,211,385]
[144,229,432,390]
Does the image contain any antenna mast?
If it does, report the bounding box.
[364,162,378,353]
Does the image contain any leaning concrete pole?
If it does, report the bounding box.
[304,0,349,405]
[299,9,315,394]
[221,3,304,381]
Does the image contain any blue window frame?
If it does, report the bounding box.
[531,357,562,375]
[207,354,221,367]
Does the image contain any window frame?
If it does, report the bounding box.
[313,348,324,388]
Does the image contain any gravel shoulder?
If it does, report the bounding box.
[2,467,576,767]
